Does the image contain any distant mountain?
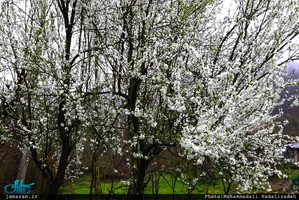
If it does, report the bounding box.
[277,62,299,136]
[286,62,299,80]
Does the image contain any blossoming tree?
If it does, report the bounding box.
[0,0,99,197]
[81,0,223,197]
[0,0,298,198]
[180,0,299,192]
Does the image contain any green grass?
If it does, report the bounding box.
[59,171,299,195]
[143,174,226,194]
[59,176,91,194]
[59,176,126,194]
[59,163,299,195]
[59,174,226,194]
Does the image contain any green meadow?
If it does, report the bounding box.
[59,174,226,195]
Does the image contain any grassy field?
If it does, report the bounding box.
[281,163,299,180]
[59,164,299,195]
[59,174,226,194]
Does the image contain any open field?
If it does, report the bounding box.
[59,174,226,195]
[59,170,299,195]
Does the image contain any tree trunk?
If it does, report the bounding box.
[46,145,71,200]
[89,147,101,200]
[16,148,30,181]
[89,153,95,200]
[134,162,147,195]
[128,158,149,200]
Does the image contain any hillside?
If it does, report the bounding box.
[278,62,299,136]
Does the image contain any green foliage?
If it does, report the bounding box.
[282,168,299,180]
[292,177,299,185]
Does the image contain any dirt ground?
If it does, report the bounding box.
[269,180,290,192]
